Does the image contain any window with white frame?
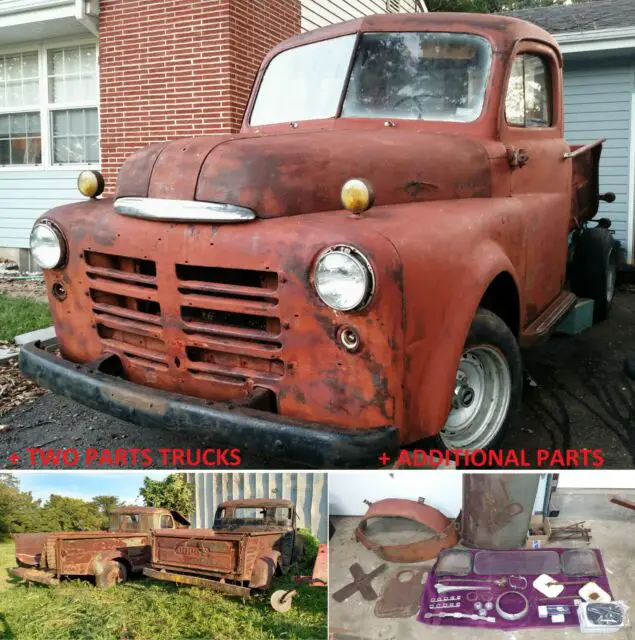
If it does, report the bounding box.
[0,43,98,168]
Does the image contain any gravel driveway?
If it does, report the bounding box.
[1,290,635,470]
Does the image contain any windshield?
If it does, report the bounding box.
[250,32,492,126]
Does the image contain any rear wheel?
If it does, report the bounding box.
[570,227,617,322]
[435,308,523,452]
[95,560,128,588]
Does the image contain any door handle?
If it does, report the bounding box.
[508,147,530,169]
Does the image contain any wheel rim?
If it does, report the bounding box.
[606,250,616,303]
[441,345,512,450]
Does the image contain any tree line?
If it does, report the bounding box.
[0,473,193,539]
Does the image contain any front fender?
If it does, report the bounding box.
[404,242,521,442]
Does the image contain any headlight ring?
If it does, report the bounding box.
[29,221,67,270]
[313,245,375,312]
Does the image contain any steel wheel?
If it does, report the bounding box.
[441,345,512,450]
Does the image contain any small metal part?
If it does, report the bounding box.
[338,326,361,352]
[439,577,507,586]
[485,602,493,611]
[478,608,487,617]
[424,612,496,623]
[496,591,530,621]
[332,563,387,603]
[270,589,295,613]
[435,584,491,594]
[509,575,528,590]
[474,602,482,610]
[467,591,479,602]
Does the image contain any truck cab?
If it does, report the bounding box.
[10,506,190,588]
[21,12,615,465]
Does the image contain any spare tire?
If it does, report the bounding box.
[570,227,617,322]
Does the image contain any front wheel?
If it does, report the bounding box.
[435,308,523,452]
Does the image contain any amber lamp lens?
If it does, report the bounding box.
[77,170,105,198]
[341,178,374,214]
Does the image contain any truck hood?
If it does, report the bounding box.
[115,129,493,218]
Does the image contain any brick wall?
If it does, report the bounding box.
[99,0,301,191]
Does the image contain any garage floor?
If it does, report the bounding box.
[329,491,635,639]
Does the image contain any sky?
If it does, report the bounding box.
[10,472,172,505]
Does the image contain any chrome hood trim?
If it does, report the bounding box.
[114,197,256,222]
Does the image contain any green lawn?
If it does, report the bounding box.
[0,541,327,640]
[0,296,51,342]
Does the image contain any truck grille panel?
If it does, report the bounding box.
[82,254,285,392]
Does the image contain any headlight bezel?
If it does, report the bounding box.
[312,244,376,312]
[30,220,67,271]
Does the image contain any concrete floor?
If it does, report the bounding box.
[329,492,635,639]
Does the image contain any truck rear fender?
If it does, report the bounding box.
[403,242,521,443]
[90,551,132,576]
[249,550,281,590]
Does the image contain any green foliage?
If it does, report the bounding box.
[139,474,193,516]
[0,294,51,341]
[0,476,118,537]
[0,541,327,640]
[297,528,320,575]
[427,0,594,11]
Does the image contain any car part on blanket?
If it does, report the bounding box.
[495,591,530,621]
[537,596,583,604]
[435,549,473,576]
[424,612,496,623]
[549,521,592,543]
[430,596,461,603]
[578,602,628,632]
[579,581,611,603]
[430,602,461,610]
[473,549,561,575]
[438,577,507,586]
[561,549,602,577]
[435,584,492,594]
[462,475,540,548]
[355,498,458,562]
[332,563,387,603]
[374,567,428,618]
[467,591,493,603]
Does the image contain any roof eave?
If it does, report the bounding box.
[556,26,635,54]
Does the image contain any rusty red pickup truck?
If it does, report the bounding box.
[21,12,616,466]
[9,506,190,587]
[142,498,303,597]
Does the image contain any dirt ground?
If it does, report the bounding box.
[1,289,635,470]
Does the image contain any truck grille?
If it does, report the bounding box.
[82,253,284,389]
[177,263,283,382]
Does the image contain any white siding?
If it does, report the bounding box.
[301,0,424,32]
[188,472,328,542]
[563,58,634,247]
[0,170,87,248]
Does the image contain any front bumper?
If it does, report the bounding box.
[20,340,398,468]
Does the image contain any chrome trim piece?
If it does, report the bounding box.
[114,197,256,222]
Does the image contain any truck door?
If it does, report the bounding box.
[501,43,571,324]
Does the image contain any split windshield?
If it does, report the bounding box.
[250,32,492,126]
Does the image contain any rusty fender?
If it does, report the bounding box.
[355,498,458,562]
[249,549,281,590]
[8,567,59,586]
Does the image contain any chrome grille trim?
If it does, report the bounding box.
[114,197,256,222]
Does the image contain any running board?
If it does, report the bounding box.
[520,291,577,347]
[143,566,251,597]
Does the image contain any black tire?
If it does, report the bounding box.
[433,308,523,452]
[570,227,617,322]
[95,560,128,588]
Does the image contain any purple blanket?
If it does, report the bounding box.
[417,548,612,630]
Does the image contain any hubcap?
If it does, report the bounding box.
[441,345,512,450]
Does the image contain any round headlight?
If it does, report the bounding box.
[77,170,105,198]
[30,222,65,270]
[314,246,374,311]
[341,178,374,214]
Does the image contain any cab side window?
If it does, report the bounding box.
[160,515,174,528]
[505,54,552,128]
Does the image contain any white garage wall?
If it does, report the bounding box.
[329,471,463,516]
[557,471,635,490]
